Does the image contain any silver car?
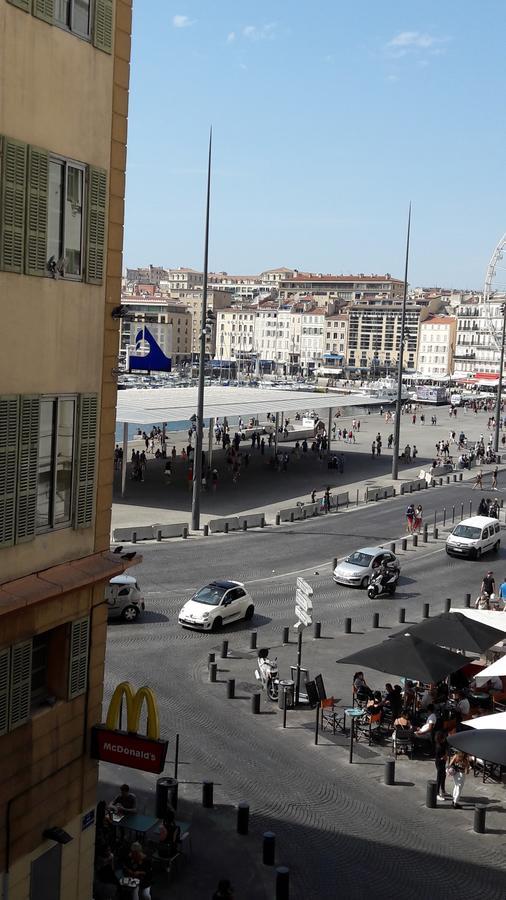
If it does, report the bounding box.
[105,574,145,622]
[333,546,399,589]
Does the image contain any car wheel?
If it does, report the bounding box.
[122,605,139,623]
[244,604,255,621]
[211,616,223,632]
[361,576,370,589]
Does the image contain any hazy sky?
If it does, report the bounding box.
[123,1,505,288]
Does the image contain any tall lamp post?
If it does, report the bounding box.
[392,203,412,480]
[191,129,212,531]
[493,302,506,454]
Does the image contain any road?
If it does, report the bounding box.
[103,482,506,899]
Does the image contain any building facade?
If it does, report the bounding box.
[119,296,192,366]
[164,267,203,292]
[347,299,420,373]
[182,290,229,356]
[416,315,457,378]
[453,294,505,377]
[0,2,132,898]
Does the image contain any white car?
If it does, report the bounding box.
[333,546,399,588]
[178,580,255,631]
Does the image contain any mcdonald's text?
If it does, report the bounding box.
[91,726,168,774]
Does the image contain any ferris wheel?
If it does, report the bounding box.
[483,232,506,351]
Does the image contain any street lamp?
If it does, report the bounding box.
[493,302,506,453]
[392,203,412,480]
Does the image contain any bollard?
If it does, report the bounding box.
[209,663,217,683]
[290,512,294,523]
[459,472,463,481]
[469,500,472,517]
[156,529,162,542]
[446,475,450,484]
[398,607,406,624]
[412,534,418,547]
[344,617,352,634]
[444,598,452,613]
[208,652,215,667]
[237,801,249,835]
[221,640,228,659]
[473,804,486,834]
[439,478,443,487]
[203,524,209,536]
[422,603,430,619]
[384,759,395,786]
[263,832,276,866]
[426,780,437,809]
[276,513,281,525]
[433,510,437,528]
[333,557,338,570]
[251,692,261,714]
[356,488,359,507]
[182,526,188,539]
[276,867,289,900]
[452,506,455,524]
[202,780,214,808]
[389,542,396,553]
[227,678,235,699]
[242,519,247,531]
[372,613,379,629]
[261,515,265,527]
[423,524,428,543]
[225,522,229,533]
[401,538,407,551]
[460,503,464,521]
[313,621,321,639]
[250,631,258,650]
[443,508,446,527]
[433,526,439,539]
[132,531,137,544]
[282,626,290,644]
[465,593,471,608]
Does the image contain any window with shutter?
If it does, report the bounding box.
[0,137,27,273]
[33,0,54,24]
[7,0,31,11]
[74,394,97,528]
[9,640,32,730]
[0,648,10,737]
[0,396,20,548]
[93,0,113,53]
[85,167,107,284]
[68,618,90,699]
[26,147,49,276]
[16,396,40,542]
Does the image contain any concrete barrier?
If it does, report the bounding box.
[237,514,266,530]
[366,485,396,502]
[365,487,381,502]
[400,478,428,495]
[335,491,349,508]
[208,516,241,533]
[152,523,190,539]
[302,502,321,517]
[113,525,155,542]
[278,506,305,522]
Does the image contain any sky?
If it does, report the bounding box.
[123,1,506,289]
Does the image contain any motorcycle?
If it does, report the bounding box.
[254,648,279,701]
[367,565,400,599]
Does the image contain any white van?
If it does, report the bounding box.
[105,574,145,622]
[446,516,501,560]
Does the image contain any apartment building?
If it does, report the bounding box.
[208,272,263,299]
[347,299,420,372]
[182,290,230,356]
[163,267,203,292]
[453,294,505,376]
[215,308,256,361]
[416,315,457,377]
[0,2,132,899]
[277,273,404,305]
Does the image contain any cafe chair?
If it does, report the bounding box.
[355,711,382,745]
[392,728,413,759]
[320,698,345,735]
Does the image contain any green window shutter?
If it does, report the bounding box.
[0,137,27,273]
[86,168,107,284]
[9,640,32,730]
[32,0,54,24]
[0,648,10,737]
[16,396,40,543]
[7,0,31,11]
[74,394,98,528]
[93,0,113,53]
[68,618,90,699]
[25,147,48,276]
[0,396,20,548]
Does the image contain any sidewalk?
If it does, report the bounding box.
[111,407,502,532]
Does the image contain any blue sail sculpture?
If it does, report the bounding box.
[129,327,172,373]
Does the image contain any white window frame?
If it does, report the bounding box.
[36,394,78,533]
[47,155,87,281]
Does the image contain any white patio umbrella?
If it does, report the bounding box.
[472,655,506,685]
[450,608,506,633]
[467,711,506,731]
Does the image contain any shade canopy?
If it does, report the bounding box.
[116,386,340,426]
[449,608,506,634]
[449,729,506,765]
[473,655,506,685]
[389,612,506,655]
[467,711,506,732]
[336,634,474,683]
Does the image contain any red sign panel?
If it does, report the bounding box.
[91,726,168,774]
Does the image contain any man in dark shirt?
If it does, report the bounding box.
[481,571,495,597]
[112,784,137,815]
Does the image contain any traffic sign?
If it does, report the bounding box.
[297,577,313,597]
[295,589,313,612]
[295,605,313,627]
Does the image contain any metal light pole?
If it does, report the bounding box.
[191,128,212,531]
[392,203,412,480]
[493,303,506,453]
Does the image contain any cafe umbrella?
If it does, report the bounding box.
[449,729,506,766]
[336,633,475,683]
[389,612,505,655]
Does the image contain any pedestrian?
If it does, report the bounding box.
[387,434,393,449]
[311,489,317,503]
[481,570,496,598]
[447,751,470,809]
[420,413,425,425]
[212,468,218,491]
[212,879,234,900]
[412,413,416,424]
[414,504,423,533]
[472,470,483,490]
[260,438,265,455]
[412,444,418,460]
[371,441,376,457]
[434,732,448,801]
[492,465,498,489]
[406,503,415,534]
[324,486,331,512]
[164,460,171,485]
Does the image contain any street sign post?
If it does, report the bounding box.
[293,578,315,703]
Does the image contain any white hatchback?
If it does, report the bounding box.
[178,580,255,631]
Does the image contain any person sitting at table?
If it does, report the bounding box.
[158,810,181,861]
[124,842,152,900]
[393,709,412,731]
[366,691,383,716]
[353,671,373,702]
[402,680,416,709]
[111,784,137,816]
[419,683,437,710]
[383,683,396,708]
[93,842,120,899]
[414,703,437,743]
[455,690,471,719]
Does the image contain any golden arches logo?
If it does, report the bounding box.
[106,682,160,740]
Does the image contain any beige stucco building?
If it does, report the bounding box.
[0,1,132,898]
[417,315,457,378]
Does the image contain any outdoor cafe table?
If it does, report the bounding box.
[116,813,160,842]
[343,707,366,732]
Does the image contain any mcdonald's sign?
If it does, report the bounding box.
[91,682,168,774]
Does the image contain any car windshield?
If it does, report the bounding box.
[346,552,373,567]
[452,525,481,539]
[192,584,228,606]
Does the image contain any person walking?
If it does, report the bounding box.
[414,504,423,533]
[406,503,415,534]
[448,751,470,809]
[492,465,498,489]
[371,440,376,457]
[472,469,483,490]
[434,732,448,800]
